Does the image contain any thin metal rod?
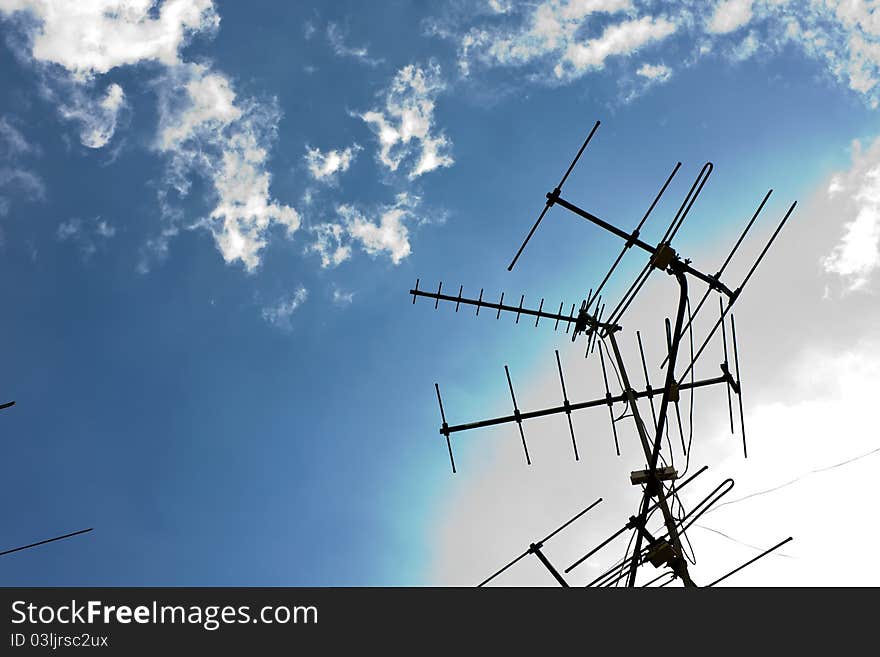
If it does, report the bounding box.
[568,465,708,575]
[555,349,579,460]
[597,344,620,456]
[508,120,601,271]
[411,287,617,333]
[435,383,456,474]
[731,315,747,458]
[636,331,659,431]
[706,537,793,587]
[505,366,531,465]
[587,162,682,308]
[679,200,797,381]
[661,189,772,368]
[720,298,735,435]
[478,498,602,587]
[441,372,728,435]
[0,528,93,557]
[531,545,569,587]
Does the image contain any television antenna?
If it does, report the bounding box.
[410,121,794,586]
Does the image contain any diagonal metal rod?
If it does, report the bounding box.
[478,497,602,586]
[508,121,601,271]
[0,528,93,557]
[555,349,579,460]
[731,315,747,458]
[660,189,772,369]
[586,162,682,310]
[707,537,793,587]
[435,383,456,474]
[553,195,735,297]
[678,200,797,383]
[565,465,708,573]
[720,298,735,435]
[505,366,531,465]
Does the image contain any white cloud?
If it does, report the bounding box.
[822,138,880,292]
[326,22,382,66]
[59,82,126,148]
[1,1,301,273]
[155,65,300,272]
[636,62,671,80]
[556,16,677,78]
[262,285,308,330]
[706,0,754,35]
[0,0,218,79]
[304,144,360,183]
[359,62,453,179]
[309,193,418,267]
[444,1,880,107]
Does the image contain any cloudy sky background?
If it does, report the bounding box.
[0,0,878,585]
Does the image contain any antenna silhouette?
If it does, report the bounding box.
[410,121,796,586]
[0,400,95,563]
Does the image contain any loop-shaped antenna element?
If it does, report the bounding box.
[478,497,602,587]
[435,383,456,474]
[567,466,709,575]
[706,536,793,587]
[505,366,531,465]
[597,344,621,456]
[555,349,579,460]
[508,120,601,271]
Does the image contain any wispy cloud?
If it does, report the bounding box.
[332,287,355,306]
[262,286,309,330]
[56,216,116,259]
[304,144,361,183]
[0,1,300,273]
[0,115,43,215]
[436,0,880,108]
[326,22,383,66]
[309,192,420,267]
[358,61,453,180]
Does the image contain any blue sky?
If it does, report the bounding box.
[1,1,879,586]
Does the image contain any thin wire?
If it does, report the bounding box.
[693,524,796,558]
[709,445,880,513]
[679,296,696,479]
